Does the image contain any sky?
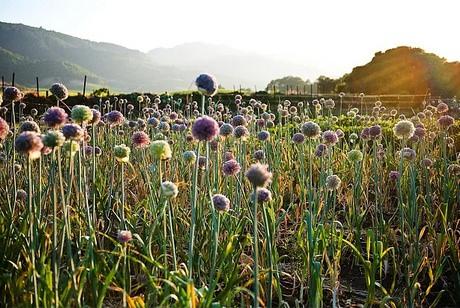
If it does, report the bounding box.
[1,0,459,78]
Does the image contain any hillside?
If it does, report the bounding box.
[342,46,460,96]
[0,22,316,92]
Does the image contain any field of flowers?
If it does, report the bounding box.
[0,74,459,307]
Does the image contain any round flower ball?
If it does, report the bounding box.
[245,163,272,188]
[114,144,131,163]
[0,117,10,141]
[43,106,68,128]
[347,149,363,163]
[62,123,84,141]
[42,130,65,148]
[325,174,341,191]
[131,131,150,149]
[292,132,305,144]
[19,120,40,134]
[195,73,218,96]
[117,230,132,243]
[15,131,44,160]
[161,181,179,198]
[222,159,241,176]
[254,187,272,203]
[219,123,234,137]
[71,105,93,124]
[192,116,219,141]
[89,109,101,125]
[50,83,69,101]
[150,140,172,160]
[438,115,454,130]
[3,86,22,102]
[183,150,197,165]
[393,120,415,139]
[301,121,321,139]
[322,130,338,146]
[106,110,125,126]
[212,194,230,212]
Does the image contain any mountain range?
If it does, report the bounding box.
[0,21,314,92]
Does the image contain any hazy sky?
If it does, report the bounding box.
[1,0,459,78]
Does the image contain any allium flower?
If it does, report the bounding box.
[131,131,150,149]
[438,115,454,129]
[62,123,84,141]
[325,175,341,191]
[71,105,93,124]
[147,117,159,127]
[389,171,400,181]
[159,121,170,132]
[393,120,415,139]
[18,120,38,134]
[232,115,247,127]
[347,149,363,163]
[257,130,270,141]
[222,159,240,176]
[447,164,460,176]
[117,230,132,243]
[223,151,234,161]
[324,99,335,109]
[196,73,218,96]
[369,125,382,139]
[315,143,328,157]
[219,123,234,137]
[414,126,426,139]
[322,130,338,146]
[89,109,101,125]
[183,150,197,165]
[245,163,272,187]
[253,150,265,161]
[301,121,321,138]
[43,107,68,128]
[150,140,172,160]
[336,129,344,139]
[212,194,230,212]
[0,117,10,141]
[349,133,358,143]
[233,125,249,140]
[421,158,433,168]
[114,144,130,163]
[292,133,305,144]
[400,147,416,161]
[106,110,125,126]
[15,131,44,160]
[3,86,22,102]
[16,189,27,201]
[161,181,179,198]
[42,130,65,148]
[50,83,69,101]
[436,102,449,113]
[192,116,219,141]
[254,187,272,203]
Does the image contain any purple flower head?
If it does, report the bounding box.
[195,73,218,96]
[222,159,241,176]
[62,123,84,140]
[117,230,132,243]
[253,150,265,161]
[322,130,338,146]
[232,115,247,127]
[360,127,370,140]
[438,115,454,129]
[245,163,272,187]
[255,188,272,203]
[131,131,150,148]
[106,110,125,126]
[414,126,426,139]
[3,86,22,102]
[50,83,69,101]
[233,125,249,140]
[212,194,230,212]
[0,117,10,140]
[315,143,328,157]
[369,125,382,139]
[219,123,234,137]
[257,130,270,141]
[192,116,219,142]
[89,109,101,125]
[223,151,234,162]
[43,107,68,128]
[15,131,44,160]
[389,171,400,181]
[292,133,305,144]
